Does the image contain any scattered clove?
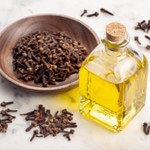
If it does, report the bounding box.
[146,20,150,33]
[80,9,87,17]
[12,31,88,87]
[145,35,150,40]
[134,36,141,45]
[143,122,150,135]
[21,105,77,141]
[5,108,18,113]
[0,101,14,107]
[146,45,150,50]
[87,12,99,17]
[143,122,149,135]
[100,8,114,16]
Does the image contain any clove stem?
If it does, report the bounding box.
[0,101,14,107]
[100,8,114,16]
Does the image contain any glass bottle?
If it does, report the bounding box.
[79,22,148,132]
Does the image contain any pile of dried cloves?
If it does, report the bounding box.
[12,31,87,87]
[0,100,77,142]
[0,101,17,133]
[21,105,77,141]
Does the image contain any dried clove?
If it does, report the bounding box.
[134,36,141,45]
[12,31,88,87]
[146,45,150,50]
[146,20,150,33]
[5,108,17,113]
[142,122,150,135]
[87,12,99,17]
[0,101,14,107]
[25,121,37,132]
[0,122,8,133]
[63,133,71,141]
[134,20,150,50]
[135,20,146,31]
[62,129,75,141]
[62,108,73,116]
[143,122,149,135]
[30,129,38,141]
[21,105,77,141]
[0,117,13,123]
[80,9,87,17]
[100,8,114,16]
[145,35,150,40]
[20,110,35,116]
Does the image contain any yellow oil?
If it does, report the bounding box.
[79,48,148,132]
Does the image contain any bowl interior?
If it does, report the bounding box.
[0,14,100,93]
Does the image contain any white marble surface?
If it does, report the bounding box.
[0,0,150,149]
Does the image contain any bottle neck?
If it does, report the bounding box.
[101,33,130,57]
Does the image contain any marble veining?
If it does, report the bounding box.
[0,0,150,149]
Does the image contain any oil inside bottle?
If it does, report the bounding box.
[79,22,148,132]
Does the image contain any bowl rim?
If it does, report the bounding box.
[0,14,100,93]
[0,13,100,40]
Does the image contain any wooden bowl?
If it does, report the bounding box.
[0,14,100,93]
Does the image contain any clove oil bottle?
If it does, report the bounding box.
[79,22,148,132]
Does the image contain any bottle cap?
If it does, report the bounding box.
[106,22,126,43]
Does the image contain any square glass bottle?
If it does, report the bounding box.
[79,22,148,132]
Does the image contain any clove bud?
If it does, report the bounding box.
[87,12,99,17]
